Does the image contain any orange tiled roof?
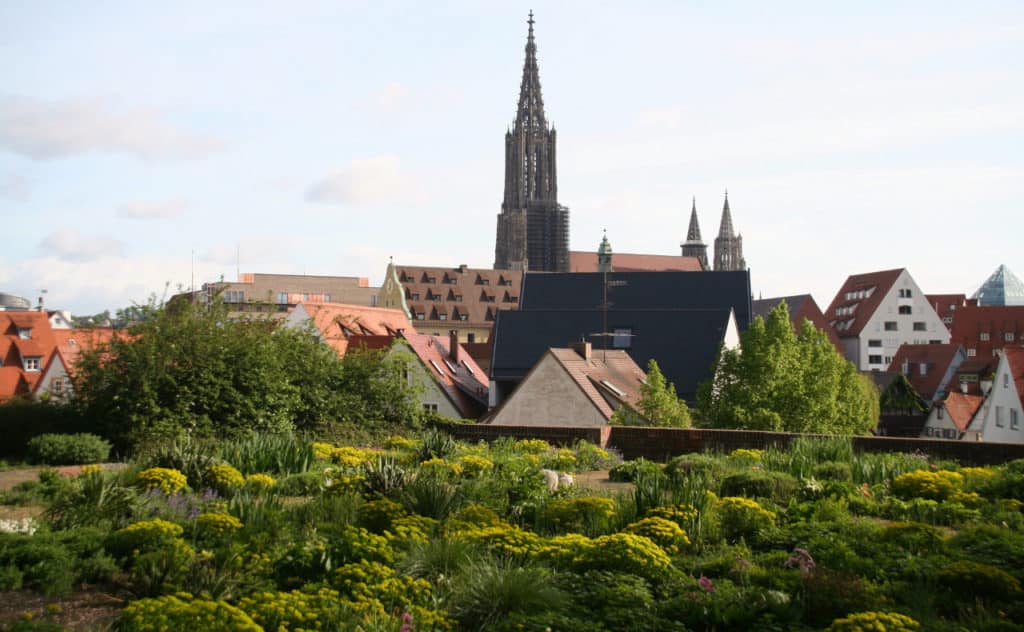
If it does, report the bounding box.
[548,347,647,419]
[942,391,985,431]
[399,332,489,418]
[1005,347,1024,409]
[568,251,703,273]
[949,305,1024,358]
[296,302,414,358]
[825,268,904,337]
[396,265,522,327]
[888,343,964,402]
[0,366,29,402]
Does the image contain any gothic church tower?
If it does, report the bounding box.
[680,197,709,270]
[714,192,746,271]
[493,12,570,272]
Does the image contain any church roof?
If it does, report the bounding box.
[568,251,702,273]
[717,192,735,238]
[685,197,704,243]
[972,265,1024,306]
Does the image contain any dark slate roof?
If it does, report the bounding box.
[489,307,734,402]
[751,295,811,322]
[519,270,752,330]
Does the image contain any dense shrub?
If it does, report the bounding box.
[609,458,662,483]
[26,433,111,465]
[892,470,963,501]
[450,560,567,630]
[814,461,854,482]
[538,496,616,536]
[720,469,798,504]
[115,593,261,631]
[665,453,726,480]
[136,467,188,494]
[936,560,1023,603]
[716,496,776,542]
[206,463,245,494]
[826,611,920,632]
[623,516,690,554]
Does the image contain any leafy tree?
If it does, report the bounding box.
[72,299,420,449]
[610,359,691,427]
[696,301,878,434]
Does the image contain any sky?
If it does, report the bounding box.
[1,1,1021,316]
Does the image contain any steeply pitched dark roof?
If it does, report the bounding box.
[518,270,752,330]
[751,295,811,322]
[490,307,734,402]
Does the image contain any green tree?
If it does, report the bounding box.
[610,359,691,427]
[72,299,420,449]
[696,301,878,434]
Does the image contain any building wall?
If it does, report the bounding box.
[389,345,463,420]
[210,273,379,310]
[920,405,964,440]
[855,270,950,371]
[972,354,1024,443]
[488,353,607,427]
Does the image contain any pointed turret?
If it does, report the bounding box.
[680,196,709,270]
[597,230,613,273]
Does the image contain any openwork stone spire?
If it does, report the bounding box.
[494,12,569,272]
[714,191,746,271]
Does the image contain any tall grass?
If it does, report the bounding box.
[211,433,314,476]
[762,436,855,478]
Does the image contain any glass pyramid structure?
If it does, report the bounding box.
[972,264,1024,306]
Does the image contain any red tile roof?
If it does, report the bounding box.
[396,265,522,328]
[925,294,974,327]
[295,302,414,358]
[399,332,489,418]
[949,305,1024,359]
[568,251,703,273]
[942,392,985,431]
[548,347,647,419]
[0,366,28,402]
[888,343,964,402]
[825,268,904,338]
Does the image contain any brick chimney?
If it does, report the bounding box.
[449,330,459,362]
[569,340,592,360]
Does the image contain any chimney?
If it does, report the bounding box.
[569,339,592,360]
[449,330,459,362]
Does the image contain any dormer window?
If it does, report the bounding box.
[24,356,41,372]
[17,327,31,339]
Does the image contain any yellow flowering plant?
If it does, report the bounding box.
[206,463,245,493]
[137,467,189,494]
[116,593,261,631]
[826,610,921,632]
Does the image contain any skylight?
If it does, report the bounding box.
[599,380,625,398]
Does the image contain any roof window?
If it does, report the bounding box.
[599,380,625,398]
[429,360,445,376]
[17,327,31,339]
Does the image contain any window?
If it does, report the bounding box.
[613,328,632,349]
[980,332,990,341]
[1013,409,1020,430]
[913,322,926,331]
[467,333,475,343]
[370,295,378,307]
[868,339,882,347]
[323,294,331,303]
[429,360,445,376]
[438,313,447,321]
[899,305,912,315]
[937,407,944,420]
[884,322,897,331]
[423,403,438,413]
[929,340,942,344]
[443,359,458,373]
[17,327,31,339]
[1006,374,1011,388]
[416,313,425,320]
[967,348,976,357]
[1006,332,1016,342]
[24,357,41,372]
[996,406,1005,427]
[461,359,475,374]
[920,363,929,376]
[899,288,912,298]
[868,355,883,365]
[276,292,288,304]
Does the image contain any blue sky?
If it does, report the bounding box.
[1,1,1021,315]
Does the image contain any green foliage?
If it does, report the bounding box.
[826,610,921,632]
[206,463,245,495]
[891,470,963,501]
[610,359,691,427]
[622,516,690,554]
[115,593,261,631]
[450,560,568,631]
[72,299,422,450]
[936,560,1023,603]
[26,433,111,465]
[538,496,617,536]
[44,467,141,530]
[417,427,459,462]
[402,475,464,521]
[697,301,879,434]
[0,400,84,460]
[576,533,673,578]
[720,469,799,504]
[210,433,314,476]
[608,457,662,483]
[715,496,776,542]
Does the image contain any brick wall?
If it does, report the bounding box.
[448,424,1024,465]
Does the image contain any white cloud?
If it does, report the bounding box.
[0,173,29,201]
[0,95,224,161]
[370,82,409,113]
[117,198,188,219]
[305,155,427,206]
[38,228,127,262]
[3,254,188,314]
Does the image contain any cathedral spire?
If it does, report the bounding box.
[516,10,547,132]
[686,196,703,242]
[718,190,735,238]
[681,196,709,270]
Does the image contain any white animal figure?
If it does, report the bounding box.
[541,468,560,492]
[558,473,574,488]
